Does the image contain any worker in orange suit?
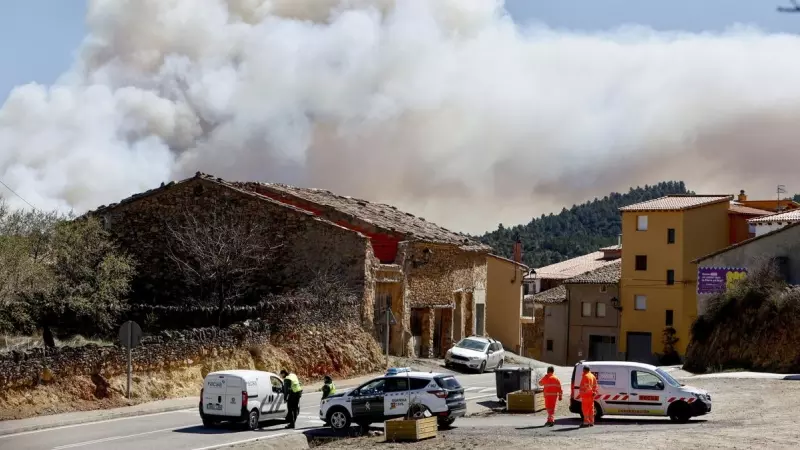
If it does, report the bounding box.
[538,366,562,426]
[579,365,598,427]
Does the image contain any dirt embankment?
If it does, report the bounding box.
[0,324,383,421]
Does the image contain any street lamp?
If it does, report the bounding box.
[610,297,621,311]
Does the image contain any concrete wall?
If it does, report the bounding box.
[540,302,568,366]
[620,201,730,357]
[696,222,800,315]
[486,255,525,352]
[566,283,620,365]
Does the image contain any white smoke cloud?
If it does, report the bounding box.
[1,0,800,233]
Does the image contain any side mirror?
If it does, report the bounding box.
[272,386,282,393]
[657,382,664,390]
[487,349,494,354]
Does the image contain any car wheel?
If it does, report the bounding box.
[478,361,486,374]
[497,358,504,369]
[327,407,352,432]
[248,409,260,431]
[594,402,604,421]
[668,402,692,423]
[201,417,216,428]
[409,404,431,419]
[438,416,456,428]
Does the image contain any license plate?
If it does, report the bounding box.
[206,403,222,411]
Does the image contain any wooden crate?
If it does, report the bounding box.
[507,390,546,413]
[384,416,438,441]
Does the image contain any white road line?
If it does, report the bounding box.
[478,388,496,393]
[51,425,185,449]
[463,387,481,392]
[0,409,195,439]
[465,393,498,402]
[190,431,300,450]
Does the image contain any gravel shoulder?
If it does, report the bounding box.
[307,378,800,449]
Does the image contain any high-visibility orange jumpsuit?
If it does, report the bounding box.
[579,371,598,426]
[538,373,562,424]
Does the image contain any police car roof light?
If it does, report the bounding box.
[386,367,412,375]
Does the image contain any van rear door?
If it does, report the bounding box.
[203,374,228,415]
[224,376,244,416]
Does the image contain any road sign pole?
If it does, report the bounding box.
[127,323,132,399]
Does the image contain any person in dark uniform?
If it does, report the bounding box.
[280,369,303,429]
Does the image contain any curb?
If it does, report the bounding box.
[194,431,309,449]
[0,403,196,437]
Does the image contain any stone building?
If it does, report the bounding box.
[91,173,489,358]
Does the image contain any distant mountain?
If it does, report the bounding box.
[479,181,693,268]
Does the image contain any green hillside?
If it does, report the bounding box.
[479,181,693,268]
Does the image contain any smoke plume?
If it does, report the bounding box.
[2,0,800,233]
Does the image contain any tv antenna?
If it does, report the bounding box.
[778,0,800,12]
[777,185,788,211]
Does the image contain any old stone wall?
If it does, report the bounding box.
[94,176,377,331]
[0,320,384,391]
[402,242,488,308]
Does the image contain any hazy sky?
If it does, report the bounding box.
[2,1,797,102]
[2,1,800,234]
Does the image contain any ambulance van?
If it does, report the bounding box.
[569,361,712,423]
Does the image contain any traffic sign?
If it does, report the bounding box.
[118,321,142,348]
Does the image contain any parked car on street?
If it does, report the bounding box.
[320,367,466,432]
[444,336,505,373]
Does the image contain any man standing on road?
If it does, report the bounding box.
[280,369,303,429]
[579,366,598,428]
[538,366,562,426]
[322,375,336,400]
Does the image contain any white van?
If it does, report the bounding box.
[569,361,712,423]
[199,370,287,430]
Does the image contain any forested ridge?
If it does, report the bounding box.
[479,181,692,268]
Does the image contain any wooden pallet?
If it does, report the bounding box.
[384,416,438,441]
[507,389,546,413]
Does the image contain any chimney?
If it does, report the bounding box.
[738,189,747,202]
[618,234,622,246]
[513,239,522,264]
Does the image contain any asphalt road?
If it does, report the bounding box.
[1,367,568,450]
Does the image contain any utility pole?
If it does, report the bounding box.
[778,185,787,212]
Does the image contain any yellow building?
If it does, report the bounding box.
[485,253,530,354]
[619,195,732,362]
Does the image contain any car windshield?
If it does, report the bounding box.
[655,368,682,387]
[455,338,488,351]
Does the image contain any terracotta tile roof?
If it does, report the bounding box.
[619,195,732,212]
[728,203,774,216]
[599,244,621,251]
[234,181,489,251]
[748,209,800,224]
[529,251,619,280]
[524,285,567,304]
[565,260,621,284]
[693,220,800,263]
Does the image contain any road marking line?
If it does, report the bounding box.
[465,393,498,401]
[478,388,496,393]
[0,409,195,439]
[190,431,300,450]
[51,425,185,449]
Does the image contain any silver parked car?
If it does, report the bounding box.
[444,336,505,373]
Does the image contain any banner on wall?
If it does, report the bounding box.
[697,267,747,294]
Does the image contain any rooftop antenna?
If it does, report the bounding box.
[778,185,787,212]
[778,0,800,12]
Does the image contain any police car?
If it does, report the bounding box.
[319,368,467,431]
[568,361,712,423]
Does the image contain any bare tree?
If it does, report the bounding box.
[166,203,280,325]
